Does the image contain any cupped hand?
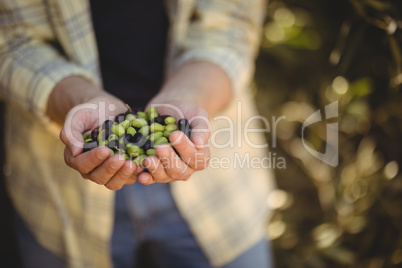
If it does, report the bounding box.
[60,94,143,190]
[138,100,211,185]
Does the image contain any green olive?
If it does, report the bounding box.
[139,125,149,136]
[164,116,176,125]
[137,112,147,119]
[99,140,109,147]
[127,127,136,136]
[163,129,172,138]
[150,122,164,132]
[132,118,148,128]
[147,132,163,142]
[120,119,130,130]
[146,107,158,121]
[125,113,137,122]
[83,133,91,140]
[126,145,140,157]
[108,133,119,141]
[154,137,168,147]
[165,123,178,132]
[146,149,156,156]
[111,124,125,136]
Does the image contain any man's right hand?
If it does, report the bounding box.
[49,76,141,190]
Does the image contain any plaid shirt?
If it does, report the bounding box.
[0,0,275,267]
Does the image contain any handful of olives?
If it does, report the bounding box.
[81,107,191,166]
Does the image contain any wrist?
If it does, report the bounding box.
[46,76,110,125]
[153,61,232,117]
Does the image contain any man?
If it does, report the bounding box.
[0,0,275,267]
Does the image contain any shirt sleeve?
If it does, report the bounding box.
[0,1,95,122]
[174,0,267,94]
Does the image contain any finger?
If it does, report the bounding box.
[138,171,155,185]
[60,109,90,157]
[64,146,111,175]
[188,115,211,149]
[125,161,142,185]
[154,145,192,181]
[60,127,85,157]
[142,156,170,183]
[104,161,138,190]
[89,154,126,185]
[169,131,210,170]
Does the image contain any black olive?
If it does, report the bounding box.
[120,134,132,145]
[91,128,99,140]
[150,116,165,125]
[143,140,153,151]
[159,115,169,122]
[178,118,191,138]
[108,139,120,150]
[83,140,98,153]
[114,113,126,123]
[102,120,114,130]
[132,132,146,147]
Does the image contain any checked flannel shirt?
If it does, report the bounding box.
[0,0,275,267]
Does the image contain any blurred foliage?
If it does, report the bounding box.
[254,0,402,267]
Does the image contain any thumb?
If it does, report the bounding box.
[189,115,211,149]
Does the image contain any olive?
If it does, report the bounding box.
[146,149,157,156]
[108,139,119,150]
[82,133,91,140]
[102,120,114,130]
[97,129,109,142]
[146,107,158,121]
[150,116,165,125]
[126,127,136,137]
[154,137,168,147]
[165,123,178,132]
[149,122,164,132]
[163,129,172,138]
[126,144,141,157]
[160,115,169,121]
[132,118,148,128]
[132,132,146,147]
[111,124,125,136]
[108,133,119,141]
[137,111,147,119]
[125,113,137,122]
[178,118,191,138]
[91,128,99,140]
[83,140,98,153]
[143,140,153,151]
[120,120,131,130]
[138,125,149,136]
[118,134,131,146]
[114,113,126,123]
[164,116,176,125]
[99,140,109,147]
[148,132,163,142]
